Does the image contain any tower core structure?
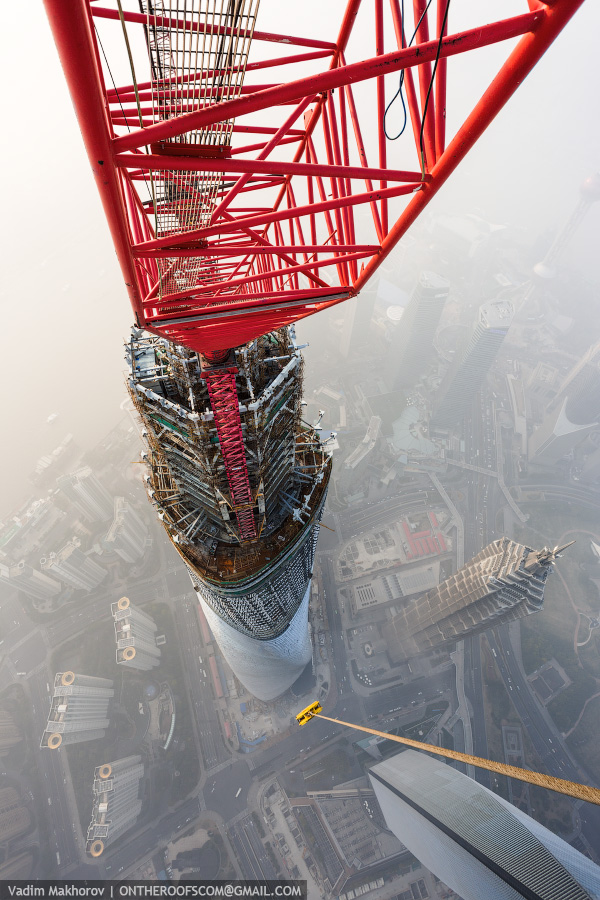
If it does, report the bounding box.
[128,328,330,700]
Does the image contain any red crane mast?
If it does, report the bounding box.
[43,0,584,541]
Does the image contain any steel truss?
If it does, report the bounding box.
[203,366,258,542]
[44,0,584,354]
[44,0,584,543]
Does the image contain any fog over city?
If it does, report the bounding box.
[1,1,600,896]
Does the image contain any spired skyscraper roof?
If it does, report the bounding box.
[387,538,572,663]
[370,750,600,900]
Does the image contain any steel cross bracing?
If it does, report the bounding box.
[203,366,258,541]
[44,0,585,356]
[44,0,584,544]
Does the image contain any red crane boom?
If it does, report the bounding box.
[43,0,585,540]
[43,0,584,355]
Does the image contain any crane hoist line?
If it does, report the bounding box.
[295,703,600,808]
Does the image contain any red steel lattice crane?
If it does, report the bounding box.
[43,0,585,541]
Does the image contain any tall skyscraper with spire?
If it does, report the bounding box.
[128,327,330,701]
[370,750,600,900]
[432,299,513,428]
[388,271,449,389]
[387,538,569,662]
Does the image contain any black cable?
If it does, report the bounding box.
[95,24,130,134]
[418,0,451,174]
[384,0,435,141]
[95,25,155,206]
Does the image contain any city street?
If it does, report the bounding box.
[172,594,230,770]
[103,797,201,877]
[203,761,252,822]
[228,814,277,881]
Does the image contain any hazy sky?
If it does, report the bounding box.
[1,2,598,514]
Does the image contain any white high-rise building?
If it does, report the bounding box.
[56,467,113,523]
[0,560,62,602]
[41,538,107,592]
[86,755,144,857]
[111,596,161,670]
[103,497,149,563]
[41,672,114,749]
[370,750,600,900]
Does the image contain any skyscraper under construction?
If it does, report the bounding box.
[387,538,569,663]
[128,329,330,700]
[42,0,587,703]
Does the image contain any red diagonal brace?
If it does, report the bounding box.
[204,367,257,542]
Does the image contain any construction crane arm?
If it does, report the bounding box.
[43,0,585,354]
[296,707,600,807]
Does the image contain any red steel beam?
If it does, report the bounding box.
[412,0,436,171]
[106,49,333,98]
[134,244,380,260]
[43,0,144,324]
[44,0,585,358]
[353,0,586,294]
[132,184,419,254]
[203,369,257,542]
[146,250,371,307]
[114,152,425,184]
[112,11,541,153]
[91,6,336,51]
[434,0,450,160]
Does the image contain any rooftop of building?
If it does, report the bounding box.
[479,299,514,329]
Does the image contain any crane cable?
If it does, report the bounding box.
[311,712,600,807]
[383,0,436,142]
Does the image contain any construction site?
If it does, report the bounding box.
[35,0,600,892]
